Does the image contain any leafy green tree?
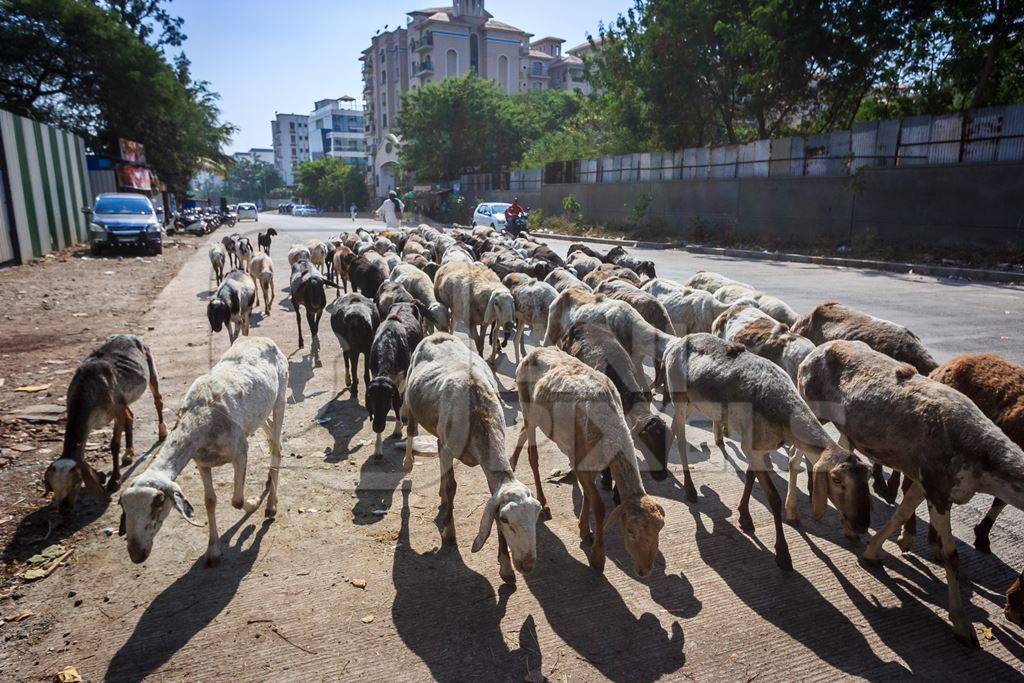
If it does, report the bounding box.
[223,158,283,202]
[295,157,368,211]
[0,0,233,192]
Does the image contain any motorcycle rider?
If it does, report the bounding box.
[504,197,526,235]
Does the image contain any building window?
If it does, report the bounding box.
[446,49,459,78]
[498,55,509,92]
[381,69,386,84]
[469,34,479,74]
[383,113,387,128]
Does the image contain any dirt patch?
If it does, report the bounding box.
[0,238,197,590]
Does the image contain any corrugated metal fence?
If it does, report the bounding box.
[458,104,1024,194]
[0,109,92,265]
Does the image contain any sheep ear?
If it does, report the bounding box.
[78,462,107,498]
[471,494,499,553]
[810,460,830,521]
[171,489,204,527]
[603,503,624,531]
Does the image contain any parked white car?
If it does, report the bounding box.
[236,203,259,221]
[291,205,318,217]
[472,202,510,229]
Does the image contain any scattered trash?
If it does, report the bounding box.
[14,384,51,393]
[350,578,367,589]
[361,614,375,624]
[103,528,115,537]
[57,666,82,683]
[103,271,115,276]
[370,509,387,516]
[2,609,33,623]
[546,468,575,483]
[981,626,994,641]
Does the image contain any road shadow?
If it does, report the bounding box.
[1,494,109,565]
[391,483,533,681]
[194,289,213,301]
[351,446,407,524]
[525,522,686,681]
[105,513,271,682]
[287,352,324,404]
[690,485,911,678]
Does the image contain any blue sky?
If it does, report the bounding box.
[172,0,629,153]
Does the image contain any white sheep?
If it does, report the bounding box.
[248,252,275,316]
[508,277,558,363]
[512,347,666,576]
[118,337,288,567]
[208,244,225,285]
[434,261,515,364]
[683,270,751,293]
[288,244,311,266]
[390,262,449,332]
[403,333,542,584]
[714,284,798,325]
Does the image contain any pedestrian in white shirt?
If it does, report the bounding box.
[350,203,357,221]
[375,190,404,228]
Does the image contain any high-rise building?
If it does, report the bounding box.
[271,113,310,186]
[232,148,275,165]
[308,98,370,171]
[361,1,593,199]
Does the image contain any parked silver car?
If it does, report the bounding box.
[86,193,163,255]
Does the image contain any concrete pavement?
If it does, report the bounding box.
[2,213,1022,681]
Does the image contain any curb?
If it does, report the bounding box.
[534,231,1024,285]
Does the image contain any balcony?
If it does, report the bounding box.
[411,33,433,53]
[413,59,434,77]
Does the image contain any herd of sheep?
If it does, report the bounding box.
[40,221,1023,653]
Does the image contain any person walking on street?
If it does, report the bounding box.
[350,203,357,221]
[375,190,404,228]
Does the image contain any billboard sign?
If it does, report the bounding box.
[117,163,152,191]
[119,138,147,165]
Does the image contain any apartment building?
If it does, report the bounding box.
[271,113,310,186]
[362,0,593,199]
[308,98,370,170]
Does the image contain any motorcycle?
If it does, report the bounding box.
[506,210,530,238]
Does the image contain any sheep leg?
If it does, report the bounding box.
[253,283,260,308]
[884,469,902,504]
[403,417,417,472]
[390,399,403,439]
[751,451,792,572]
[713,404,728,448]
[1006,567,1024,625]
[106,412,125,492]
[294,309,304,349]
[343,350,352,387]
[670,402,698,502]
[580,472,606,573]
[527,437,551,520]
[930,505,979,647]
[231,447,259,513]
[200,466,221,567]
[488,324,499,364]
[514,322,524,363]
[362,351,370,388]
[577,478,593,547]
[973,498,1006,554]
[737,468,756,532]
[123,405,135,464]
[263,400,285,518]
[266,283,273,315]
[148,364,168,441]
[784,449,802,526]
[863,481,925,563]
[897,475,918,552]
[438,447,457,546]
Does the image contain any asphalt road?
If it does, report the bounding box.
[3,213,1022,681]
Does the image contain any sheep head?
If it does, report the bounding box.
[631,414,671,482]
[812,446,871,540]
[365,376,400,434]
[471,480,542,574]
[605,495,665,577]
[118,476,202,564]
[207,300,230,332]
[427,302,449,332]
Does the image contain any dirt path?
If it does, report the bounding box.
[1,219,1022,681]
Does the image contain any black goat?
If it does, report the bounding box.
[557,322,670,490]
[208,270,256,343]
[366,303,423,458]
[257,228,278,255]
[329,292,380,399]
[567,243,604,260]
[349,253,389,297]
[46,335,168,512]
[290,259,340,354]
[604,245,657,278]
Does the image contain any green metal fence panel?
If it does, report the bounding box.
[0,109,92,264]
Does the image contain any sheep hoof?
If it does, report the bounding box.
[953,624,980,649]
[442,528,457,546]
[973,529,991,554]
[859,553,883,570]
[402,454,414,472]
[580,530,594,546]
[265,505,277,519]
[123,450,135,465]
[589,552,606,573]
[540,506,552,521]
[158,423,168,440]
[896,533,915,553]
[775,545,793,572]
[738,512,754,533]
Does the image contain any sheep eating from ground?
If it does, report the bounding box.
[45,335,168,513]
[207,270,256,343]
[664,333,870,570]
[328,292,380,399]
[118,337,287,567]
[513,346,666,577]
[403,333,543,584]
[797,340,1024,647]
[366,303,422,457]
